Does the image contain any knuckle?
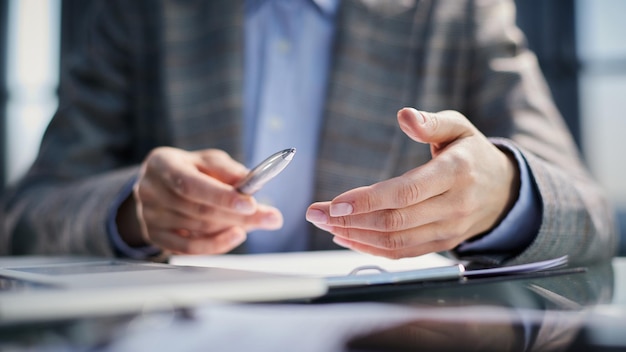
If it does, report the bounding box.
[144,148,193,198]
[169,172,189,197]
[385,250,405,260]
[396,181,421,206]
[362,186,377,212]
[439,238,461,252]
[432,225,466,244]
[201,149,231,165]
[182,241,199,254]
[195,203,213,216]
[381,233,405,250]
[432,226,451,241]
[135,182,156,204]
[380,209,406,230]
[337,226,354,240]
[441,109,464,120]
[191,219,211,232]
[452,200,470,219]
[332,215,350,228]
[140,207,155,223]
[145,147,170,170]
[429,112,440,131]
[142,228,155,242]
[206,148,229,160]
[134,182,146,197]
[184,237,212,255]
[452,195,475,220]
[447,150,472,178]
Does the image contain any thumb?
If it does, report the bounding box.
[397,108,475,145]
[192,149,249,185]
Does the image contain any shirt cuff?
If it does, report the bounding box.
[454,138,542,264]
[106,177,161,259]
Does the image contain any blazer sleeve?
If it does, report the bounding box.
[465,0,618,265]
[1,0,143,256]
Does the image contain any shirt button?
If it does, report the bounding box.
[276,39,291,54]
[268,115,283,131]
[258,196,274,206]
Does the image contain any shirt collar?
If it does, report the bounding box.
[311,0,341,16]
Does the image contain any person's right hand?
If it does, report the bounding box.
[116,147,283,255]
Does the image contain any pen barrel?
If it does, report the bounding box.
[235,148,295,195]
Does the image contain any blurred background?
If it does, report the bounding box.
[0,0,624,255]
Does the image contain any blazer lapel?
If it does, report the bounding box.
[310,0,433,250]
[315,0,432,199]
[161,0,245,161]
[160,0,435,251]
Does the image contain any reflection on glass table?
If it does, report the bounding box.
[1,259,623,352]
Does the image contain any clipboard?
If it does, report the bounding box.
[324,256,570,289]
[170,251,576,301]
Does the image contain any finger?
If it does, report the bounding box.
[143,148,256,214]
[137,178,226,220]
[328,219,460,251]
[142,206,232,235]
[330,226,436,251]
[193,149,250,185]
[142,202,283,234]
[332,235,458,260]
[147,227,247,255]
[242,203,284,231]
[397,108,475,146]
[308,196,449,231]
[321,109,478,217]
[314,160,455,217]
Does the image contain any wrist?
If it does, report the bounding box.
[116,193,148,248]
[500,146,521,217]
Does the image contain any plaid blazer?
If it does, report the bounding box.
[2,0,618,265]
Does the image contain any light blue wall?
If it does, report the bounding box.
[576,0,626,254]
[4,0,60,186]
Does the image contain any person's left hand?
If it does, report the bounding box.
[305,108,520,259]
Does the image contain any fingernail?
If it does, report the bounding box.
[312,222,333,232]
[415,110,428,125]
[231,232,246,246]
[330,203,353,217]
[261,213,282,229]
[306,209,328,224]
[234,199,255,214]
[332,236,352,248]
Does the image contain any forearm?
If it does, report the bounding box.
[453,139,540,265]
[107,176,161,259]
[508,148,618,266]
[2,166,139,256]
[467,1,618,265]
[449,136,617,266]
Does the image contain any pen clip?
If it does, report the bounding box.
[348,265,389,276]
[235,148,296,195]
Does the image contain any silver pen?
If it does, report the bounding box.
[235,148,296,195]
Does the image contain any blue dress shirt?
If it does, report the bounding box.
[243,0,339,252]
[108,0,541,260]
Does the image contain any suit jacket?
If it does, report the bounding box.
[1,0,618,265]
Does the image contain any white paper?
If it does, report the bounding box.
[169,250,456,278]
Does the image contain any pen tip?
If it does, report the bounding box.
[285,148,296,160]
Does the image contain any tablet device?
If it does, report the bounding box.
[0,256,327,323]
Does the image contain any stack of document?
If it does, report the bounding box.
[171,251,467,289]
[170,251,569,289]
[170,250,456,278]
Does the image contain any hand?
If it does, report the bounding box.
[117,147,283,255]
[347,316,522,352]
[306,108,520,259]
